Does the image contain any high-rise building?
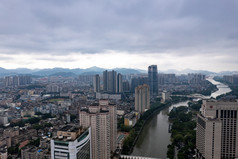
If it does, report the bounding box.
[103,70,123,93]
[103,70,108,92]
[78,75,94,85]
[196,99,238,159]
[158,74,177,85]
[100,100,117,153]
[4,76,12,87]
[51,126,91,159]
[93,74,100,93]
[46,84,60,93]
[18,75,32,86]
[148,65,158,96]
[108,70,117,93]
[188,73,205,84]
[135,84,150,113]
[79,100,117,159]
[223,75,238,84]
[4,75,32,87]
[117,73,123,93]
[12,76,19,87]
[122,81,130,92]
[131,77,148,92]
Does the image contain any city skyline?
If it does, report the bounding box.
[0,0,238,71]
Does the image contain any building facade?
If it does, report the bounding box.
[223,75,238,84]
[131,77,148,92]
[93,74,100,93]
[188,73,205,84]
[103,70,108,92]
[103,70,123,93]
[79,100,117,159]
[108,70,117,93]
[117,73,123,93]
[161,90,170,103]
[51,126,91,159]
[135,84,150,113]
[196,99,238,159]
[4,75,32,87]
[148,65,158,97]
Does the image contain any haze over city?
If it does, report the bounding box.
[0,0,238,71]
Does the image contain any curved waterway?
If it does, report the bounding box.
[206,77,231,98]
[132,78,231,158]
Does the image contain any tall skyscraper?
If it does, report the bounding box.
[79,100,117,159]
[4,76,11,87]
[196,99,238,159]
[103,70,123,93]
[12,76,19,87]
[135,84,150,113]
[100,100,117,153]
[93,74,100,93]
[117,73,123,93]
[148,65,158,97]
[51,126,91,159]
[103,70,108,92]
[108,70,117,93]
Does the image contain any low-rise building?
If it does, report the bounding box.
[21,146,51,159]
[12,129,37,145]
[96,92,121,101]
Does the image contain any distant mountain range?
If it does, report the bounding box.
[158,69,216,75]
[0,67,145,77]
[0,66,237,77]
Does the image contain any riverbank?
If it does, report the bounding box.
[166,78,232,159]
[167,102,199,159]
[121,96,189,155]
[130,78,231,158]
[212,76,237,99]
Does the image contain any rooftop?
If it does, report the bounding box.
[59,125,81,133]
[54,126,88,141]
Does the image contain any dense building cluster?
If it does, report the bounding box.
[4,75,32,87]
[0,65,230,159]
[223,75,238,84]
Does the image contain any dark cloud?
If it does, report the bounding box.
[0,0,237,57]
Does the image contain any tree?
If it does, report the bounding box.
[167,144,175,159]
[28,138,40,147]
[7,146,19,155]
[178,151,186,159]
[33,124,43,130]
[173,134,184,145]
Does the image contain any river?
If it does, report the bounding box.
[131,78,231,158]
[206,77,231,99]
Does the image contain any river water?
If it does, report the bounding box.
[206,77,231,99]
[131,78,231,158]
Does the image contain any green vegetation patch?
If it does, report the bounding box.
[167,106,197,159]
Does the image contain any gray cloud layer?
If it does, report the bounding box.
[0,0,238,68]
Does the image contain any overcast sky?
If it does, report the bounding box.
[0,0,238,72]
